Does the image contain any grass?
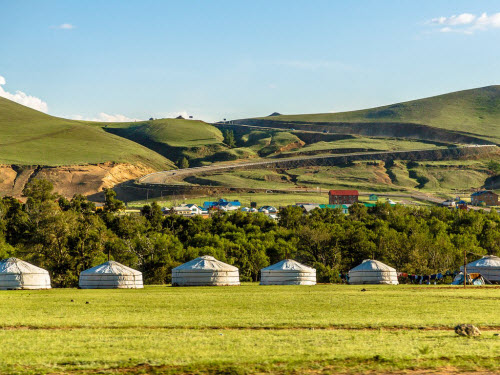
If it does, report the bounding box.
[256,85,500,143]
[282,137,441,155]
[0,98,173,169]
[103,118,224,148]
[0,285,499,374]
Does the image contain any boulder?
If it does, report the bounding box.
[454,324,481,337]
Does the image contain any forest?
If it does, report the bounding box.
[0,179,499,287]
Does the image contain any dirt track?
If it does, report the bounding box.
[138,145,497,185]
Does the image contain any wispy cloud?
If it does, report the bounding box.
[51,23,75,30]
[71,113,140,122]
[0,75,48,113]
[428,12,500,34]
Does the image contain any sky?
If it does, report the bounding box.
[1,0,500,122]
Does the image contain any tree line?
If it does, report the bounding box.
[0,179,498,286]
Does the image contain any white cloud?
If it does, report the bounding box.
[71,113,141,122]
[51,23,75,30]
[431,13,476,26]
[429,12,500,34]
[0,75,49,113]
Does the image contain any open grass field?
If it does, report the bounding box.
[0,285,499,374]
[281,137,441,155]
[256,86,500,143]
[0,98,173,169]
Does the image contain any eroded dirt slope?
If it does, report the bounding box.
[0,162,155,198]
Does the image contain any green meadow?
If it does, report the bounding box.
[1,285,499,374]
[260,85,500,144]
[0,98,173,168]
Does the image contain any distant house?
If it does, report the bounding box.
[442,200,456,208]
[203,198,241,210]
[170,204,207,217]
[319,204,349,214]
[296,203,320,213]
[471,190,499,206]
[456,200,468,210]
[259,205,278,213]
[329,190,359,205]
[369,194,378,201]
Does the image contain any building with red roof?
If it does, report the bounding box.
[328,190,359,205]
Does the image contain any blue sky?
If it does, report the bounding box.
[1,0,500,122]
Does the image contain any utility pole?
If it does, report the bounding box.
[463,249,467,288]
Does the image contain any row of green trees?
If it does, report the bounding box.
[0,179,498,286]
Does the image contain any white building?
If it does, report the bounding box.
[79,261,143,289]
[0,258,51,290]
[461,255,500,283]
[172,255,240,286]
[348,259,398,285]
[260,259,316,285]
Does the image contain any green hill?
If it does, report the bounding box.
[103,118,223,147]
[102,118,226,164]
[252,85,500,143]
[0,97,175,168]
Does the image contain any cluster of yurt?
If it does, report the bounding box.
[348,259,399,285]
[79,260,143,289]
[172,255,240,286]
[461,255,500,284]
[8,254,500,289]
[0,258,51,290]
[260,259,316,285]
[171,256,318,286]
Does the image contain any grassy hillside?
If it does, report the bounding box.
[254,85,500,143]
[102,118,226,164]
[104,118,223,147]
[0,97,174,168]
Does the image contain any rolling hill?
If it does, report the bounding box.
[101,118,226,164]
[0,97,174,169]
[240,85,500,144]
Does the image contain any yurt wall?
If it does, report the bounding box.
[0,258,51,290]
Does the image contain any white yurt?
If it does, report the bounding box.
[172,255,240,286]
[0,258,51,290]
[461,255,500,283]
[348,259,398,285]
[79,261,143,289]
[260,259,316,285]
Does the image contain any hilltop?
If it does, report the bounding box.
[101,118,226,163]
[0,97,174,169]
[242,86,500,144]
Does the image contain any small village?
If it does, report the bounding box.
[164,189,500,219]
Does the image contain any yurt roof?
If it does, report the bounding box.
[464,255,500,269]
[173,255,238,272]
[349,259,396,272]
[261,259,315,272]
[0,258,49,275]
[80,261,141,276]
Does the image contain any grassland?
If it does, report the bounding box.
[0,285,499,374]
[257,85,500,143]
[282,137,441,155]
[0,98,173,168]
[103,118,224,148]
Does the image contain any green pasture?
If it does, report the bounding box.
[259,85,500,143]
[0,97,173,168]
[0,285,498,374]
[103,118,224,148]
[281,137,441,155]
